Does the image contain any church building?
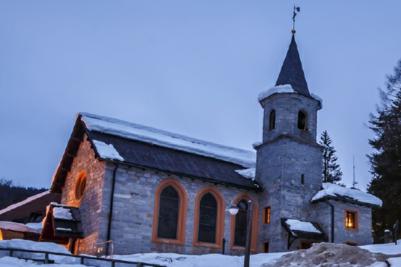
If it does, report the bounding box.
[41,33,382,255]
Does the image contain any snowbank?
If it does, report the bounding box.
[81,113,256,168]
[311,183,382,207]
[0,256,86,267]
[92,140,124,161]
[112,252,286,267]
[361,240,401,256]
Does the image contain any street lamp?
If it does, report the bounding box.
[227,199,253,267]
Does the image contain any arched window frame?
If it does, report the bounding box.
[152,178,188,245]
[230,194,259,252]
[297,110,308,130]
[269,109,276,130]
[193,187,225,248]
[74,171,87,205]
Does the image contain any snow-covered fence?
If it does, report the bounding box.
[0,247,165,267]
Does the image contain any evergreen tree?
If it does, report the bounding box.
[319,130,343,183]
[368,60,401,240]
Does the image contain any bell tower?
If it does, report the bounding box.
[255,33,323,252]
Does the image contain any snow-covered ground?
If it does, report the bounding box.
[1,239,401,266]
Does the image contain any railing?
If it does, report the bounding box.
[0,247,165,267]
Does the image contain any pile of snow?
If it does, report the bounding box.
[258,84,295,102]
[284,219,322,235]
[311,183,382,207]
[263,243,388,267]
[92,140,124,161]
[361,240,401,256]
[81,113,256,168]
[53,207,74,221]
[24,222,42,231]
[235,168,256,180]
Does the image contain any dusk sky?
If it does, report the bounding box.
[0,1,400,190]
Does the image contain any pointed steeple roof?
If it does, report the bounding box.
[275,35,310,96]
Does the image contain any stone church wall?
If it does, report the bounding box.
[105,163,260,255]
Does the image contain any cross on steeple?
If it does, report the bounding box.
[292,5,301,34]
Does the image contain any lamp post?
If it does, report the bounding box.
[227,199,253,267]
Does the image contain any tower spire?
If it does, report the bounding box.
[275,34,310,96]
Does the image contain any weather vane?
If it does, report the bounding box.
[292,5,301,34]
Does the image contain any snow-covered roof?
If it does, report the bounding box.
[53,206,74,221]
[92,140,124,161]
[258,84,323,107]
[284,219,322,237]
[235,168,255,180]
[81,113,256,168]
[258,84,295,102]
[0,191,50,216]
[311,183,382,207]
[0,221,41,234]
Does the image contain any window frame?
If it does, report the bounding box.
[263,207,271,224]
[297,110,308,131]
[152,179,188,245]
[74,171,87,202]
[269,109,276,130]
[229,194,259,252]
[344,210,358,230]
[193,188,225,248]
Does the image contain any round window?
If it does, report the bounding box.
[75,172,87,201]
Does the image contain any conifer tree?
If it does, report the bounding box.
[320,130,343,183]
[368,60,401,240]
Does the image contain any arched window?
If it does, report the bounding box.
[230,195,259,251]
[297,111,307,130]
[269,110,276,130]
[194,188,225,247]
[198,193,218,243]
[152,179,187,244]
[74,171,87,202]
[157,186,180,239]
[234,199,249,247]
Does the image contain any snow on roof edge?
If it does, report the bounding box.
[80,112,256,168]
[311,183,382,207]
[0,191,50,215]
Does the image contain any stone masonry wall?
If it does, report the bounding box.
[61,135,108,254]
[105,162,260,255]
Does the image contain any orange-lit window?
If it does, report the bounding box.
[345,211,357,229]
[74,171,87,201]
[264,207,271,224]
